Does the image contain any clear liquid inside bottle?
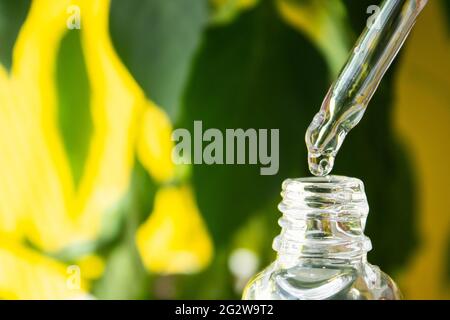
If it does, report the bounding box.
[243,176,402,300]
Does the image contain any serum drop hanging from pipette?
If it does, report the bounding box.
[305,0,428,176]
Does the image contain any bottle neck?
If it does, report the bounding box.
[273,176,372,266]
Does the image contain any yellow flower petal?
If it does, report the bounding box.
[5,0,78,250]
[73,0,142,239]
[76,254,105,280]
[0,0,213,299]
[136,185,213,274]
[137,104,175,183]
[0,65,23,239]
[0,239,88,299]
[0,0,149,249]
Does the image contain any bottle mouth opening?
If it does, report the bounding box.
[282,175,363,190]
[280,175,368,214]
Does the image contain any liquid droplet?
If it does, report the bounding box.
[308,152,335,177]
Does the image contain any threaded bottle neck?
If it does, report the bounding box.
[273,176,372,264]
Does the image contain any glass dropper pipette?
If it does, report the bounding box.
[306,0,428,176]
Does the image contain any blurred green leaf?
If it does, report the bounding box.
[442,0,450,35]
[93,163,156,299]
[180,0,328,246]
[342,0,381,34]
[109,0,208,120]
[277,0,351,76]
[93,242,150,299]
[0,0,30,70]
[176,249,236,299]
[56,30,92,188]
[210,0,260,25]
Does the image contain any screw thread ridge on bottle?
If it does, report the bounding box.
[273,176,372,260]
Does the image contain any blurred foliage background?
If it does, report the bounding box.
[0,0,449,299]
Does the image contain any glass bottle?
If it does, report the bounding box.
[243,176,401,300]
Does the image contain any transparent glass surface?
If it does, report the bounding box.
[306,0,428,176]
[243,176,402,300]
